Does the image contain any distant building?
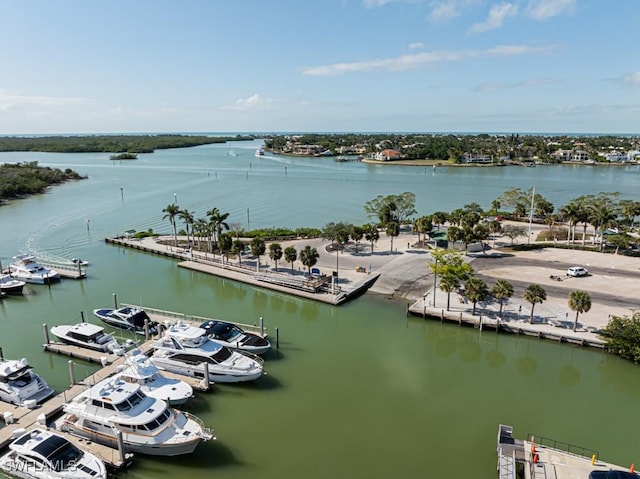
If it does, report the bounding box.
[460,153,493,164]
[374,149,402,161]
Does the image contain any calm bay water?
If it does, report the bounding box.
[1,140,640,478]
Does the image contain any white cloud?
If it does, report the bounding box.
[622,71,640,86]
[363,0,398,7]
[468,2,518,33]
[301,44,555,76]
[408,42,425,50]
[220,94,276,111]
[525,0,575,20]
[0,89,87,112]
[428,0,462,21]
[474,78,560,92]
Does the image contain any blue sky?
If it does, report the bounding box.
[1,0,638,134]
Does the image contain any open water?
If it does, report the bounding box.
[1,139,640,478]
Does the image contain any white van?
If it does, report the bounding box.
[566,266,588,277]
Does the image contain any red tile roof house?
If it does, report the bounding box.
[374,149,402,161]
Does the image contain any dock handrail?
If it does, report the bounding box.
[526,432,598,460]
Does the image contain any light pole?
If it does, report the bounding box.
[432,255,438,307]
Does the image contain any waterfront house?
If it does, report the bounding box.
[374,149,402,161]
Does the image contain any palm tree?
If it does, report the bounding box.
[299,245,319,274]
[162,204,180,247]
[363,223,379,252]
[491,279,514,318]
[231,239,244,263]
[250,237,266,271]
[464,277,489,315]
[193,218,210,251]
[218,232,232,261]
[559,202,580,244]
[350,225,364,253]
[178,209,195,248]
[207,207,230,249]
[431,211,448,230]
[438,273,460,312]
[385,221,400,252]
[284,246,297,273]
[269,242,283,271]
[568,290,591,332]
[524,284,547,324]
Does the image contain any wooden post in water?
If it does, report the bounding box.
[0,347,3,360]
[479,316,483,332]
[144,319,150,341]
[112,292,118,309]
[496,318,500,333]
[459,312,462,325]
[203,362,210,390]
[275,327,280,349]
[68,360,76,386]
[441,309,444,323]
[116,430,126,464]
[259,317,264,337]
[80,311,85,323]
[43,324,50,345]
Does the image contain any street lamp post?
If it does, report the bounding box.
[432,256,438,307]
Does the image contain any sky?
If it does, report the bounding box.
[0,0,638,135]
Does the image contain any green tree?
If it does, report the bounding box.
[269,242,283,271]
[178,209,195,248]
[207,207,230,250]
[250,237,266,270]
[430,250,473,310]
[231,239,245,263]
[414,215,432,244]
[491,279,514,318]
[299,246,319,274]
[284,246,297,273]
[350,225,364,253]
[568,290,591,332]
[602,312,640,362]
[218,232,233,260]
[363,192,416,225]
[501,224,527,245]
[606,234,630,254]
[431,211,448,230]
[363,223,380,252]
[438,273,460,311]
[162,203,180,247]
[385,221,400,252]
[464,277,489,316]
[524,284,547,324]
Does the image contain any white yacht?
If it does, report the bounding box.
[61,376,213,456]
[9,255,60,285]
[150,321,264,383]
[50,322,130,356]
[92,306,158,336]
[199,320,271,355]
[255,148,265,157]
[0,273,25,295]
[0,358,55,406]
[0,428,107,479]
[116,349,193,405]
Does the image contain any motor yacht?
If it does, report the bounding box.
[61,375,213,456]
[150,321,264,383]
[0,273,25,295]
[199,320,271,355]
[92,306,158,336]
[50,322,130,356]
[255,148,265,157]
[9,255,60,285]
[116,349,193,405]
[0,358,55,406]
[0,428,107,479]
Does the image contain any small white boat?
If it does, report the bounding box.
[0,358,55,406]
[92,306,158,336]
[0,273,25,295]
[0,428,107,479]
[71,258,89,266]
[150,321,264,383]
[199,320,271,355]
[255,148,265,157]
[50,322,129,355]
[9,255,60,285]
[61,376,213,456]
[116,349,194,405]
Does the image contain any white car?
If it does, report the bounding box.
[567,266,588,277]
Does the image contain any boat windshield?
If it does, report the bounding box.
[212,323,243,341]
[33,435,84,471]
[129,311,152,328]
[114,390,146,411]
[211,347,233,363]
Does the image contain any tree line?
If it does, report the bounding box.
[0,161,85,200]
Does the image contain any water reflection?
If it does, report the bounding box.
[558,349,581,387]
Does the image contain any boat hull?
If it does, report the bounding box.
[149,357,263,383]
[0,284,24,295]
[62,423,203,456]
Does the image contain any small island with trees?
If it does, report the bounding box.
[109,152,138,160]
[0,161,86,202]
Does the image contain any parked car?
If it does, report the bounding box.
[567,266,589,277]
[588,471,639,478]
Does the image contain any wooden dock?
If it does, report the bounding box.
[1,335,212,469]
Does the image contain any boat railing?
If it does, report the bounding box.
[120,303,267,337]
[236,350,264,366]
[183,411,215,440]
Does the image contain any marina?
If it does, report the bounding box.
[1,142,640,478]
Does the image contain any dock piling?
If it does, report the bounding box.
[259,316,264,337]
[43,324,50,345]
[144,319,150,341]
[112,292,118,309]
[80,311,85,323]
[203,363,210,390]
[68,360,76,386]
[1,346,4,360]
[275,327,280,349]
[116,430,126,464]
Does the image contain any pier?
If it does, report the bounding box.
[105,236,379,305]
[497,424,634,479]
